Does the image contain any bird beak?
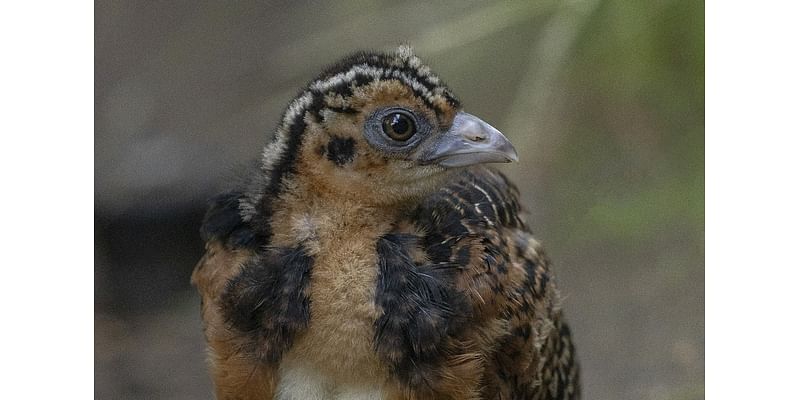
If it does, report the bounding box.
[418,112,518,168]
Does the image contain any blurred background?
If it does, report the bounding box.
[95,0,703,399]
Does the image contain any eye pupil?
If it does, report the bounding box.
[390,114,409,134]
[382,112,416,141]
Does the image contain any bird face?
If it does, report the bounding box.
[263,47,518,206]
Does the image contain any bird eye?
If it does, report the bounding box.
[381,112,417,141]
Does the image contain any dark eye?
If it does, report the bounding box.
[381,112,417,141]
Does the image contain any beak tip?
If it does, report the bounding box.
[501,142,519,163]
[508,149,519,162]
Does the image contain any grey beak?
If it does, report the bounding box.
[418,112,518,168]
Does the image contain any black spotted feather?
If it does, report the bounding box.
[374,166,580,399]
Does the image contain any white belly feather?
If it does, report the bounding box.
[276,359,387,400]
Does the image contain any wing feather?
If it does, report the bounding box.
[400,166,581,399]
[191,187,277,399]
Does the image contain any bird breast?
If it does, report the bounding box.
[270,199,402,398]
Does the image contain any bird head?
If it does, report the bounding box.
[261,46,518,206]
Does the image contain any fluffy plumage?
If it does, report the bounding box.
[192,47,579,399]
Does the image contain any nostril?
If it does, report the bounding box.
[467,133,487,142]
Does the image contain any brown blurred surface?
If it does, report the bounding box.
[95,1,704,399]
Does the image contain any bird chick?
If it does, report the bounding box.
[192,46,579,400]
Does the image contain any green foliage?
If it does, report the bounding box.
[548,0,704,247]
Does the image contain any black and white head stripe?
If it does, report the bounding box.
[308,48,460,115]
[243,47,461,229]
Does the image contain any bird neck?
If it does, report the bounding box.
[266,177,409,251]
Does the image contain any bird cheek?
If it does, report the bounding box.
[325,137,356,167]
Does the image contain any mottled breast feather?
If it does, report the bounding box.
[195,167,579,399]
[374,166,580,399]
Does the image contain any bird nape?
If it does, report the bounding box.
[191,46,580,400]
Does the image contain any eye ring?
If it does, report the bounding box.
[381,111,417,141]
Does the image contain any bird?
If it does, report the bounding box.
[191,46,579,400]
